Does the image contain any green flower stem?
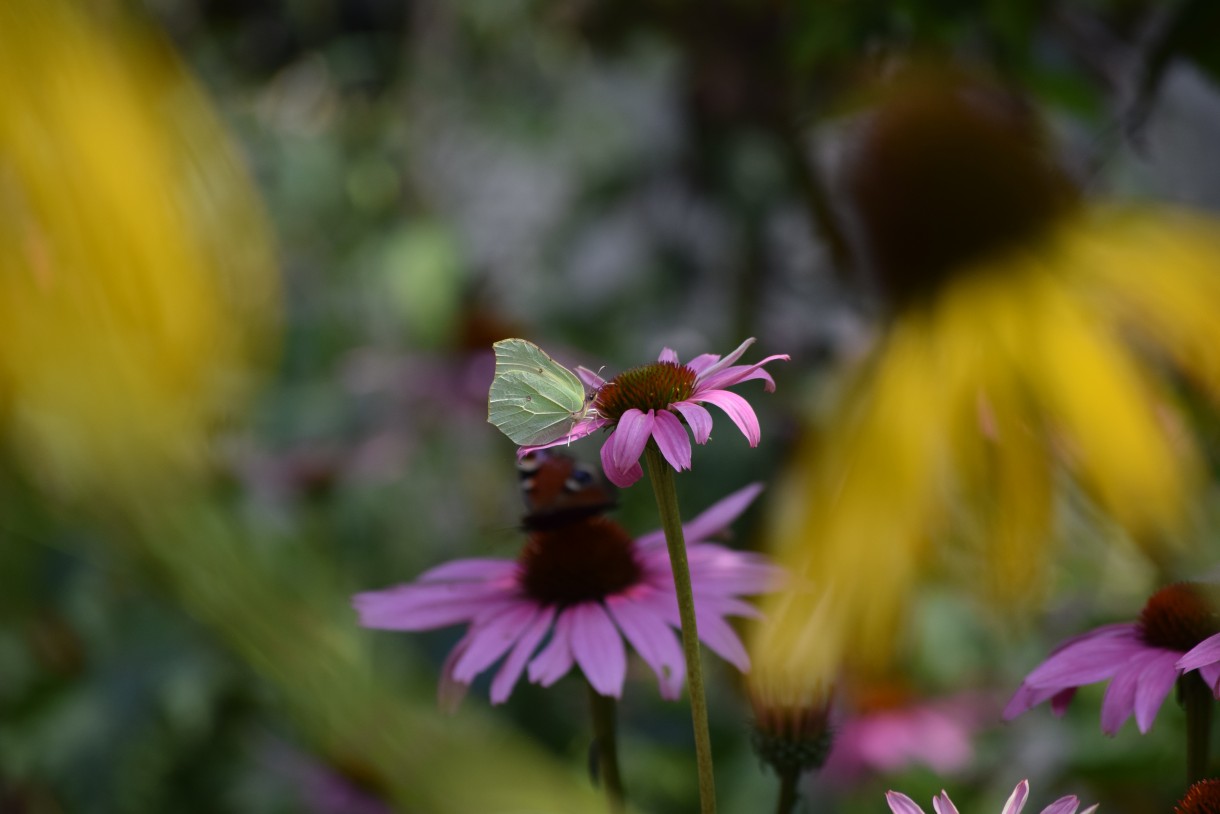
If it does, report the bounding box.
[775,766,800,814]
[643,443,716,814]
[1183,671,1212,784]
[587,680,626,813]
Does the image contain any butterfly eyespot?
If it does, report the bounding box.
[518,451,544,473]
[564,469,595,493]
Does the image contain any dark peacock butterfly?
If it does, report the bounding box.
[517,450,616,531]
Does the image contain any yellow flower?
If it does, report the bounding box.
[0,0,277,497]
[752,67,1220,677]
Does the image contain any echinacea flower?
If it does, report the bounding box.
[823,684,991,784]
[521,338,788,487]
[353,483,779,702]
[1176,778,1220,813]
[886,779,1097,814]
[752,63,1220,684]
[1004,583,1220,735]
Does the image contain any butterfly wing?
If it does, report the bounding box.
[517,450,616,529]
[488,339,588,445]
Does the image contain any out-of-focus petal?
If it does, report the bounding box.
[490,606,556,704]
[352,585,517,631]
[606,594,685,699]
[451,602,541,683]
[417,559,518,583]
[1178,631,1220,672]
[886,792,928,814]
[1133,649,1180,733]
[658,347,679,364]
[635,483,763,550]
[1023,636,1145,687]
[567,602,627,698]
[528,609,576,687]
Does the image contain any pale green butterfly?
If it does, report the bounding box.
[488,338,592,446]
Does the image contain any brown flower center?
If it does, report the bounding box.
[1139,582,1220,652]
[518,516,643,606]
[1176,778,1220,814]
[593,362,697,421]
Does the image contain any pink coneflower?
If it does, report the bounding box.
[353,484,779,702]
[1004,583,1220,735]
[886,780,1097,814]
[823,686,991,783]
[522,338,788,487]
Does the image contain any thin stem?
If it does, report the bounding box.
[1183,671,1213,784]
[775,766,800,814]
[587,681,626,813]
[643,443,716,814]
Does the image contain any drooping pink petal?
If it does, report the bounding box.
[692,606,750,671]
[600,428,644,488]
[567,602,627,698]
[450,602,541,683]
[600,409,653,487]
[606,593,686,699]
[932,791,961,814]
[1004,683,1059,721]
[1001,780,1030,814]
[885,791,928,814]
[652,409,692,471]
[1099,649,1159,735]
[695,389,761,446]
[1133,649,1180,733]
[353,585,518,631]
[672,401,713,444]
[517,416,609,455]
[634,483,763,550]
[417,558,518,583]
[1050,687,1077,716]
[1178,631,1220,672]
[658,347,679,364]
[528,610,576,686]
[693,337,756,381]
[490,605,557,704]
[696,595,765,620]
[1023,634,1147,687]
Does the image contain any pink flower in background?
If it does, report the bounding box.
[823,690,991,783]
[354,484,779,702]
[886,779,1097,814]
[1004,583,1220,735]
[522,337,789,487]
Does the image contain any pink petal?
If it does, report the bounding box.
[1001,780,1029,814]
[568,602,627,698]
[1099,651,1147,735]
[353,584,517,631]
[517,416,609,455]
[1133,649,1180,733]
[696,595,764,620]
[490,606,557,704]
[1040,798,1083,814]
[694,338,756,380]
[886,792,928,814]
[684,352,723,376]
[695,389,761,446]
[600,430,643,488]
[693,607,750,671]
[1023,634,1147,687]
[1178,631,1220,672]
[634,483,763,550]
[658,347,679,364]
[602,409,653,487]
[932,791,961,814]
[1200,661,1220,695]
[528,610,576,686]
[1003,683,1060,721]
[1050,687,1077,716]
[417,558,518,582]
[652,410,692,471]
[451,602,540,683]
[696,354,789,393]
[606,594,686,700]
[672,401,713,444]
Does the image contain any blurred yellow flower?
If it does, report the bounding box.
[752,67,1220,682]
[0,0,277,497]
